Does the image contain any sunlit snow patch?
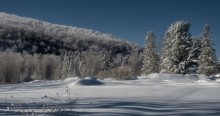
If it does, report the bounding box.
[215,74,220,78]
[27,80,41,84]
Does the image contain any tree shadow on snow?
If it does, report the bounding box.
[1,99,220,116]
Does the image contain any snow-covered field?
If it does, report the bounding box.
[1,74,220,115]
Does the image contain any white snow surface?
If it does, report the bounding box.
[1,74,220,115]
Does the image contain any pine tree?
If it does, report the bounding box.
[198,24,219,75]
[186,37,201,73]
[160,21,191,74]
[142,31,159,75]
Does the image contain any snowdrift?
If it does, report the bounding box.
[64,77,80,82]
[139,73,211,83]
[69,77,104,86]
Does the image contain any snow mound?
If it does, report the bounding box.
[196,80,209,83]
[139,73,211,83]
[28,80,41,83]
[215,74,220,78]
[64,77,80,82]
[69,77,104,86]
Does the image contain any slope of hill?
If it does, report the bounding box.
[0,12,142,55]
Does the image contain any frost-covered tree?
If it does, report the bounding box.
[60,51,71,78]
[160,21,191,74]
[128,49,143,76]
[198,24,219,75]
[186,37,201,73]
[142,31,159,75]
[100,50,112,71]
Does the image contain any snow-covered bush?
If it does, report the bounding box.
[0,52,61,84]
[0,52,23,83]
[112,65,132,80]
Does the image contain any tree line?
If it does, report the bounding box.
[0,50,142,84]
[0,20,219,84]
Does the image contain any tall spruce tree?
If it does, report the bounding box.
[160,21,191,74]
[186,37,201,73]
[198,24,219,75]
[142,31,159,75]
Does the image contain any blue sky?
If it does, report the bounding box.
[0,0,220,56]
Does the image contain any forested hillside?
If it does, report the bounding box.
[0,12,142,55]
[0,12,143,84]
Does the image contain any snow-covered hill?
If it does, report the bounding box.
[0,12,141,55]
[0,12,125,43]
[0,74,220,115]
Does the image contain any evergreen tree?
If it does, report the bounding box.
[160,21,191,74]
[198,24,219,75]
[186,37,201,73]
[142,31,159,75]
